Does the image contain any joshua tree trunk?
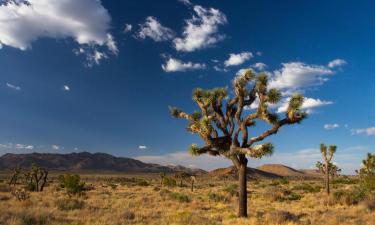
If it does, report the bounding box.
[238,157,248,217]
[325,163,330,195]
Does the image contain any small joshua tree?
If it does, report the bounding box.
[316,144,337,195]
[357,153,375,196]
[190,175,196,192]
[9,166,22,186]
[170,69,306,217]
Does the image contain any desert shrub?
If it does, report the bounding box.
[269,180,280,186]
[208,192,228,202]
[264,187,302,202]
[292,183,321,193]
[266,210,299,224]
[11,188,30,201]
[136,179,149,186]
[123,210,136,220]
[153,186,160,191]
[20,214,50,225]
[55,198,85,211]
[332,189,366,205]
[58,174,86,196]
[162,177,177,187]
[362,199,375,211]
[170,192,190,202]
[223,184,238,197]
[331,177,357,185]
[0,195,10,201]
[279,178,289,185]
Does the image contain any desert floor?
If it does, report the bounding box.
[0,173,374,225]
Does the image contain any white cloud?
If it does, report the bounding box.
[162,57,206,72]
[63,85,70,91]
[252,62,267,70]
[6,83,21,91]
[277,97,333,113]
[15,144,34,150]
[137,16,174,42]
[269,62,334,90]
[51,145,60,150]
[138,145,147,150]
[351,127,375,136]
[123,24,132,33]
[178,0,192,6]
[224,52,253,67]
[173,5,227,52]
[324,123,340,130]
[0,0,117,65]
[328,59,347,68]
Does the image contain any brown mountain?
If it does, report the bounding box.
[209,166,283,180]
[210,164,321,179]
[0,152,201,174]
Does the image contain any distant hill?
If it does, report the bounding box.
[210,164,322,179]
[209,166,283,180]
[256,164,307,178]
[0,152,204,174]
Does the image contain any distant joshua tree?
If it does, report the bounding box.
[316,144,337,195]
[170,69,306,217]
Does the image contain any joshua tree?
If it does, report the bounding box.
[9,166,22,186]
[357,153,375,195]
[316,144,337,195]
[159,172,166,187]
[170,69,306,217]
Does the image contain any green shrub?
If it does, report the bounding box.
[170,192,190,202]
[292,183,321,193]
[136,179,149,186]
[279,178,289,185]
[223,184,238,197]
[162,177,177,187]
[58,174,86,196]
[332,189,366,205]
[331,177,358,185]
[208,192,228,202]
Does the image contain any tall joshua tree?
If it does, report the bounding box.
[170,70,306,217]
[316,144,337,195]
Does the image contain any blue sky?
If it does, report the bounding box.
[0,0,374,173]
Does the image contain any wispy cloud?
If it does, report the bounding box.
[6,83,21,91]
[351,126,375,136]
[324,123,340,130]
[123,24,132,33]
[136,16,174,42]
[328,58,347,68]
[162,57,206,72]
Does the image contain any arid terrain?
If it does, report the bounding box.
[0,168,374,225]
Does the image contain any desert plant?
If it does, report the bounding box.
[170,69,306,217]
[316,144,337,195]
[58,174,86,197]
[11,187,30,201]
[357,153,375,197]
[8,166,22,186]
[9,164,48,192]
[170,192,190,202]
[55,198,85,210]
[190,175,196,192]
[162,176,177,187]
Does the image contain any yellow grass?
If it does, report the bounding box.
[0,174,373,225]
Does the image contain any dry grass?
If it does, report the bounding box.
[0,174,373,225]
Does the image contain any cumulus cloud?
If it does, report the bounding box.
[6,82,21,91]
[351,127,375,136]
[51,145,60,150]
[15,144,34,150]
[0,143,33,150]
[276,97,333,113]
[324,124,340,130]
[162,57,206,72]
[173,5,227,52]
[137,16,174,42]
[0,0,117,66]
[123,24,132,33]
[224,52,253,67]
[138,145,147,150]
[328,59,347,68]
[269,62,334,90]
